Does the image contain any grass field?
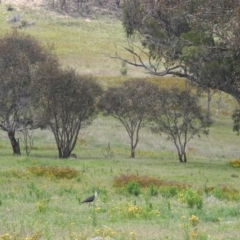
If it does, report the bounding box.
[0,114,240,240]
[0,3,146,77]
[0,3,240,240]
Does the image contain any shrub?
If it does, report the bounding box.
[149,185,158,196]
[202,185,240,201]
[28,166,78,179]
[126,181,141,196]
[160,186,179,198]
[213,186,240,201]
[184,189,203,209]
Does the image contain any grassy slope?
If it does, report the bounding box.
[0,3,240,240]
[0,4,145,76]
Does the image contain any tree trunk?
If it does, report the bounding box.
[131,147,135,158]
[8,131,21,155]
[58,146,71,158]
[178,152,187,163]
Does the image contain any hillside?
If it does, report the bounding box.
[1,0,145,76]
[1,0,122,18]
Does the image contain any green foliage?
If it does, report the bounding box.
[160,186,179,198]
[184,189,203,209]
[27,166,79,179]
[181,31,214,45]
[33,65,103,158]
[126,181,141,196]
[148,185,158,196]
[121,0,240,109]
[99,79,159,158]
[181,46,208,63]
[213,186,240,201]
[150,87,211,162]
[202,185,240,201]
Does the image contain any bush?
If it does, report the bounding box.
[149,185,158,196]
[184,189,203,209]
[126,181,141,196]
[160,186,179,198]
[213,186,240,201]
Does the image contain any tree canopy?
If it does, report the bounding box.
[150,87,211,162]
[120,0,240,104]
[99,79,159,158]
[33,62,102,158]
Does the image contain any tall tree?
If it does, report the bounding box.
[33,62,102,158]
[150,87,211,162]
[98,79,159,158]
[118,0,240,104]
[0,32,49,155]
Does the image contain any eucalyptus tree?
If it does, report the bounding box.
[33,62,102,158]
[118,0,240,106]
[0,32,50,155]
[98,79,159,158]
[150,87,211,163]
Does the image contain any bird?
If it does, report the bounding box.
[82,190,98,206]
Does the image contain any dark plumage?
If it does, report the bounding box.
[82,190,98,204]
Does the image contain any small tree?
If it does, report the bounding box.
[33,63,102,158]
[150,87,211,163]
[99,79,158,158]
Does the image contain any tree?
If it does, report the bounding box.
[0,32,49,155]
[150,87,211,163]
[118,0,240,105]
[232,109,240,135]
[98,79,159,158]
[33,62,102,158]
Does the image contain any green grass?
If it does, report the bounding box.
[0,113,240,239]
[0,3,146,77]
